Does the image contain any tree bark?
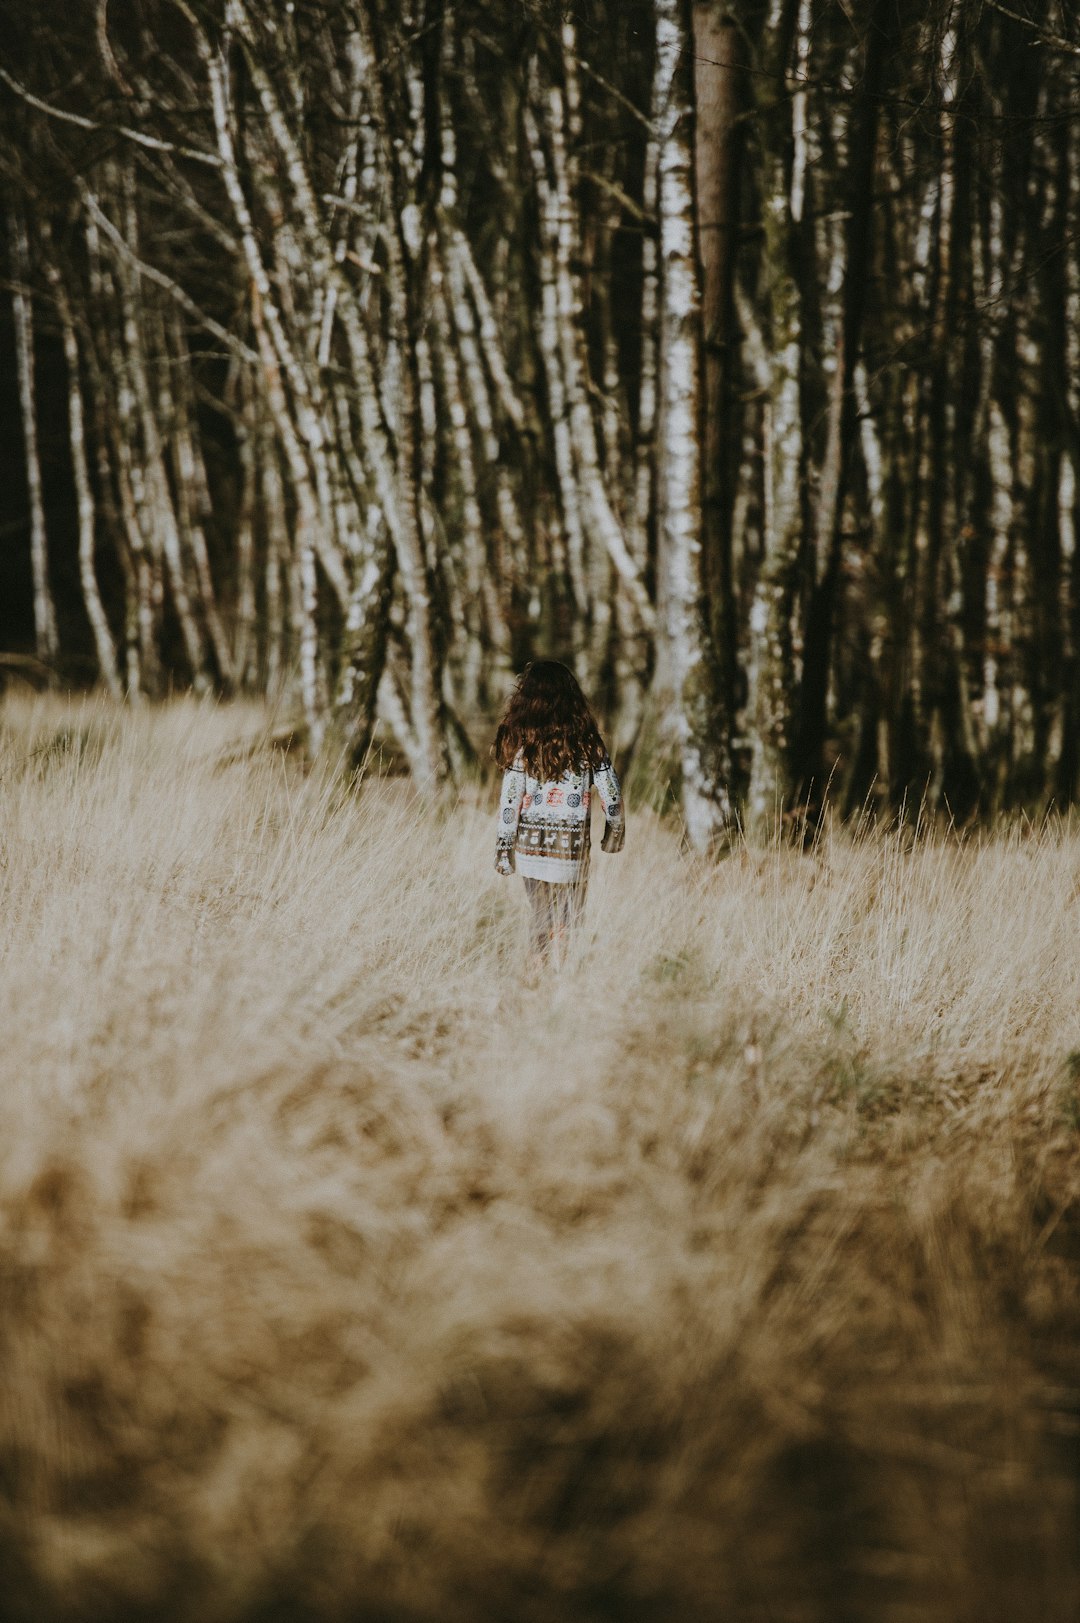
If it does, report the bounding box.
[47,266,122,698]
[653,0,732,850]
[795,0,891,808]
[9,209,58,664]
[692,2,739,726]
[745,0,805,839]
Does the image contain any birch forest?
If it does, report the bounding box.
[3,0,1079,836]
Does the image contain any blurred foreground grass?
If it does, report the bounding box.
[1,694,1079,1623]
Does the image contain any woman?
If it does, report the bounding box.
[493,661,625,964]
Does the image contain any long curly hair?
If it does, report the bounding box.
[493,661,607,780]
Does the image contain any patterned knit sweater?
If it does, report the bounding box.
[495,756,625,883]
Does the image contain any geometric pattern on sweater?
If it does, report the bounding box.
[495,755,625,883]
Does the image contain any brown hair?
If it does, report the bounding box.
[493,661,608,780]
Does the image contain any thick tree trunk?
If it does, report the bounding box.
[692,2,739,719]
[795,0,890,807]
[653,0,732,850]
[745,0,806,839]
[1057,110,1080,802]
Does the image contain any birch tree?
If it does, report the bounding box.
[652,0,732,848]
[2,0,1079,825]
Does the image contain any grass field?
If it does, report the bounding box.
[1,693,1079,1623]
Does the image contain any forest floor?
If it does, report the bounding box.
[2,693,1080,1623]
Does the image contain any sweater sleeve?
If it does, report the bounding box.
[594,758,625,853]
[495,764,526,874]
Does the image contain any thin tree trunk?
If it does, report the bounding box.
[1057,109,1080,801]
[165,313,234,686]
[80,195,152,695]
[106,161,211,692]
[231,384,258,691]
[48,270,122,698]
[634,105,660,568]
[10,210,58,664]
[525,90,589,615]
[258,406,290,697]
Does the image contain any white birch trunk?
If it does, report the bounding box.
[524,94,589,611]
[366,24,450,783]
[434,261,486,706]
[453,232,526,436]
[248,291,323,743]
[744,5,809,838]
[165,315,235,685]
[109,378,159,696]
[99,160,211,691]
[204,32,349,619]
[653,0,731,849]
[548,38,654,632]
[526,68,653,635]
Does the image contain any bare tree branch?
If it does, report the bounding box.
[0,65,223,166]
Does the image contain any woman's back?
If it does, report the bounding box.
[497,756,623,883]
[492,660,625,961]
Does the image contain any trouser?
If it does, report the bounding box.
[522,876,587,959]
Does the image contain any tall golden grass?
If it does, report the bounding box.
[1,692,1079,1623]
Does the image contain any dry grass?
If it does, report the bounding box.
[1,693,1079,1623]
